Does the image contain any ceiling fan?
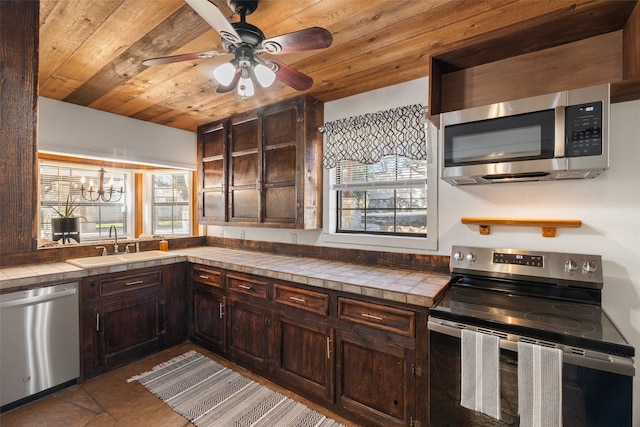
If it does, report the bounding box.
[143,0,333,98]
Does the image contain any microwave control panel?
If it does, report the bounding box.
[565,101,603,157]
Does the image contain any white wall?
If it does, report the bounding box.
[38,97,196,170]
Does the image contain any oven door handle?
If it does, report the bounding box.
[428,318,635,377]
[428,318,516,351]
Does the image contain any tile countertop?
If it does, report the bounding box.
[0,247,451,307]
[178,247,450,307]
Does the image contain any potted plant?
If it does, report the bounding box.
[50,194,81,243]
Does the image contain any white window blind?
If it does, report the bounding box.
[331,155,427,190]
[39,162,131,243]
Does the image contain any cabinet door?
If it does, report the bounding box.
[199,120,228,222]
[262,100,300,225]
[193,282,226,352]
[98,294,164,369]
[227,298,269,371]
[336,330,416,427]
[229,115,260,223]
[273,311,334,404]
[196,96,322,228]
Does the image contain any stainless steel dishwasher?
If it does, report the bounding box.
[0,282,79,408]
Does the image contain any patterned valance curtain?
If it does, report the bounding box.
[321,104,428,169]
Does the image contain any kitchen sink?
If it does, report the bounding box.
[66,250,176,268]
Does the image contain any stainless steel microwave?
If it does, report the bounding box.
[440,84,610,185]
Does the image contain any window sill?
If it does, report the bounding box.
[319,231,437,252]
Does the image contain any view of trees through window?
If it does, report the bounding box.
[152,172,191,235]
[334,156,428,236]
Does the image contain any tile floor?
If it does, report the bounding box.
[0,342,356,427]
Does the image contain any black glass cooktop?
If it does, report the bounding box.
[430,283,634,357]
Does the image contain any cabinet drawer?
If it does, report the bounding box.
[99,270,163,297]
[273,284,329,316]
[227,274,267,299]
[338,298,415,338]
[191,266,223,288]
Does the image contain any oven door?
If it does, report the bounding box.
[428,319,633,427]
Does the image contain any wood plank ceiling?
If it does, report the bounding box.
[38,0,635,132]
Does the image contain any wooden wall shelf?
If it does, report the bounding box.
[461,218,582,238]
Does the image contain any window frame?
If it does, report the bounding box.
[37,156,196,247]
[149,171,192,236]
[333,156,428,237]
[38,160,133,243]
[321,127,438,252]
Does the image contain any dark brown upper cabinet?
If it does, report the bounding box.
[199,120,228,223]
[197,96,323,229]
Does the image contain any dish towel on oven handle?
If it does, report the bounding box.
[460,329,501,420]
[518,341,563,427]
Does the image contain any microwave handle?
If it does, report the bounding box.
[555,106,565,158]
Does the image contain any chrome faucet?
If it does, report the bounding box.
[109,225,120,254]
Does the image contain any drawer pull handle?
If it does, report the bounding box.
[125,280,144,286]
[238,284,252,290]
[361,313,383,321]
[199,275,210,279]
[289,296,306,304]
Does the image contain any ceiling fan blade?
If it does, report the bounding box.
[216,71,240,93]
[143,50,228,66]
[262,27,332,55]
[185,0,242,44]
[267,59,313,91]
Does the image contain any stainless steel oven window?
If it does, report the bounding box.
[428,327,633,426]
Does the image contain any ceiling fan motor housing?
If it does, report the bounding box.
[227,0,259,17]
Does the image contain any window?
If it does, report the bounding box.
[333,155,428,236]
[322,104,435,245]
[39,162,131,243]
[151,172,191,235]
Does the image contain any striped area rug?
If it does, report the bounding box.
[128,351,346,427]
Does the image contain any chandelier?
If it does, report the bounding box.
[80,166,124,202]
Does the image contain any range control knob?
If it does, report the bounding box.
[564,259,578,272]
[466,253,476,263]
[454,251,464,262]
[583,261,598,274]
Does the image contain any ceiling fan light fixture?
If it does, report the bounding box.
[254,63,276,88]
[213,62,236,86]
[237,76,255,98]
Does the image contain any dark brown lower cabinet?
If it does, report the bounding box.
[336,330,416,426]
[273,311,334,405]
[193,282,226,352]
[81,264,187,380]
[188,264,427,427]
[227,297,269,372]
[100,294,163,368]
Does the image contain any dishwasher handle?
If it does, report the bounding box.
[0,286,78,309]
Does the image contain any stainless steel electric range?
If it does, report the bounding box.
[428,246,635,427]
